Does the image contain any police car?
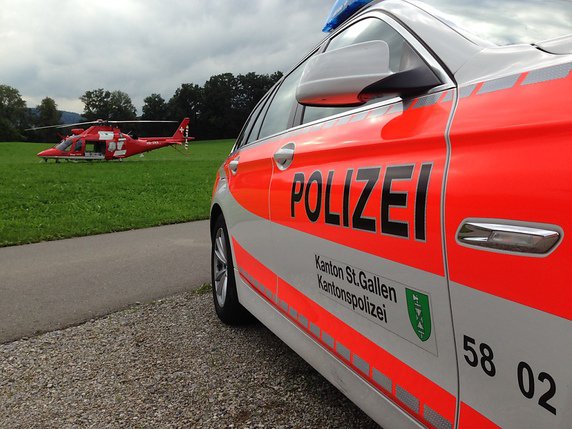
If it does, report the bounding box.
[209,1,572,427]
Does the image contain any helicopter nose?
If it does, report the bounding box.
[37,148,56,157]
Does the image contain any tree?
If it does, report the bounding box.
[234,71,282,124]
[80,89,136,121]
[80,89,109,121]
[199,71,283,139]
[139,93,169,136]
[269,71,284,83]
[36,97,61,126]
[141,93,168,120]
[201,73,239,139]
[32,97,62,142]
[167,83,203,135]
[108,90,137,120]
[140,70,284,140]
[0,85,28,141]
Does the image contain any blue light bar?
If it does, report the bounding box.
[322,0,375,33]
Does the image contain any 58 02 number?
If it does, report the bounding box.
[462,335,557,416]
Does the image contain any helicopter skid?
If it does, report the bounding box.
[41,154,106,162]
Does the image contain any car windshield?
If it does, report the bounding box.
[413,0,572,46]
[56,138,73,151]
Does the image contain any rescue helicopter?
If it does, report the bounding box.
[28,118,192,162]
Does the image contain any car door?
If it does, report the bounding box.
[446,55,572,427]
[222,61,319,304]
[267,14,458,429]
[219,90,280,300]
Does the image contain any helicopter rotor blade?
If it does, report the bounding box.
[26,119,178,131]
[107,120,178,124]
[26,121,100,131]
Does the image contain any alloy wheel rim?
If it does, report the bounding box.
[213,227,228,307]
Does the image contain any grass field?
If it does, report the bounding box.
[0,140,234,247]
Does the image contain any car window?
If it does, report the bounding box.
[302,18,410,125]
[416,0,572,46]
[235,101,258,149]
[302,105,354,125]
[245,94,271,145]
[258,62,306,140]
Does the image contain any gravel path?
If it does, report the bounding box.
[0,289,379,428]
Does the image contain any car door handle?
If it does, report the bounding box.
[273,142,295,170]
[229,157,239,175]
[457,220,561,255]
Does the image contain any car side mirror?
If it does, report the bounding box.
[296,40,442,107]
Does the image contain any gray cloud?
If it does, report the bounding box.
[0,0,332,113]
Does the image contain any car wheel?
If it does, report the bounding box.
[211,215,250,325]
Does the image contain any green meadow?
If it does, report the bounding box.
[0,140,234,247]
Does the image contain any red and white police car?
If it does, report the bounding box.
[210,1,572,427]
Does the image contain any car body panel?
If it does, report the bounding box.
[445,57,572,427]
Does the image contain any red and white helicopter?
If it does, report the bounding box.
[30,118,192,162]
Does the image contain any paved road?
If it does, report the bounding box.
[0,221,211,344]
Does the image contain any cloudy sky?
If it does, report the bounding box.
[0,0,332,114]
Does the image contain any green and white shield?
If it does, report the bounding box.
[406,288,432,342]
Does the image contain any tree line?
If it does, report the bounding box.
[0,70,282,142]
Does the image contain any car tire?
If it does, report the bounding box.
[211,215,251,325]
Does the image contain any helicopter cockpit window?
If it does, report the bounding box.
[56,138,74,152]
[73,139,83,152]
